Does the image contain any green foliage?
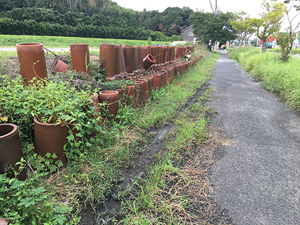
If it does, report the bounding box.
[0,5,190,40]
[228,11,256,47]
[0,160,78,225]
[189,11,236,51]
[252,0,286,52]
[276,31,296,61]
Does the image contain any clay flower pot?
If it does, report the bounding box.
[125,85,136,107]
[141,46,149,59]
[70,43,90,75]
[34,118,68,165]
[143,54,156,70]
[169,46,176,62]
[0,124,27,180]
[137,79,149,104]
[90,93,103,126]
[123,46,135,73]
[119,45,127,75]
[134,46,139,71]
[114,45,121,76]
[141,76,153,97]
[100,43,115,78]
[151,73,162,90]
[162,46,168,64]
[114,88,124,106]
[160,70,168,87]
[16,43,48,86]
[52,60,69,74]
[160,66,175,84]
[157,46,162,65]
[137,46,144,69]
[135,80,146,106]
[99,91,119,120]
[151,46,158,62]
[176,46,184,59]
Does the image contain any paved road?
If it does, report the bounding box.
[209,50,300,224]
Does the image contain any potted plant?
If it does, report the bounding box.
[28,77,102,164]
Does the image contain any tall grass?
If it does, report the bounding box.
[0,35,167,47]
[229,47,300,110]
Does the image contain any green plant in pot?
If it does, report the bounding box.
[27,76,103,166]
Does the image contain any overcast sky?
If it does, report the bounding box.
[113,0,265,17]
[113,0,299,31]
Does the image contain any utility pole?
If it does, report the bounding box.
[209,0,218,18]
[209,0,219,50]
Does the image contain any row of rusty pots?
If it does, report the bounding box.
[2,43,200,180]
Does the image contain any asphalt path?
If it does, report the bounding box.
[209,50,300,225]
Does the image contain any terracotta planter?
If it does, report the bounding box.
[152,73,162,90]
[52,60,69,74]
[151,46,158,62]
[141,76,153,97]
[148,46,151,55]
[186,46,192,52]
[133,46,138,71]
[70,43,90,75]
[99,91,119,120]
[137,79,148,104]
[143,54,156,70]
[183,46,187,56]
[158,46,163,65]
[162,66,175,84]
[123,46,135,73]
[90,93,103,126]
[16,43,48,86]
[34,118,68,165]
[142,46,149,59]
[170,46,176,62]
[160,70,168,87]
[100,43,115,78]
[114,45,121,76]
[125,85,136,107]
[135,80,147,106]
[176,46,184,59]
[137,46,144,69]
[114,88,124,106]
[162,46,168,64]
[119,45,127,75]
[0,124,27,180]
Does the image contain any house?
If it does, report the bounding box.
[182,25,196,43]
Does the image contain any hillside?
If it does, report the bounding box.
[0,0,193,41]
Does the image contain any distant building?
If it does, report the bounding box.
[182,25,196,43]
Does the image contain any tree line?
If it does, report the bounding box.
[0,0,193,41]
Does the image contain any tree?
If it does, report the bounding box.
[229,12,256,47]
[284,0,300,10]
[189,11,236,51]
[276,2,300,61]
[252,0,286,52]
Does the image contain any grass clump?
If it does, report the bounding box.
[228,47,300,111]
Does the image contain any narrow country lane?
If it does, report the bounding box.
[209,50,300,224]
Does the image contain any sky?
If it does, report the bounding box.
[113,0,265,17]
[113,0,299,31]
